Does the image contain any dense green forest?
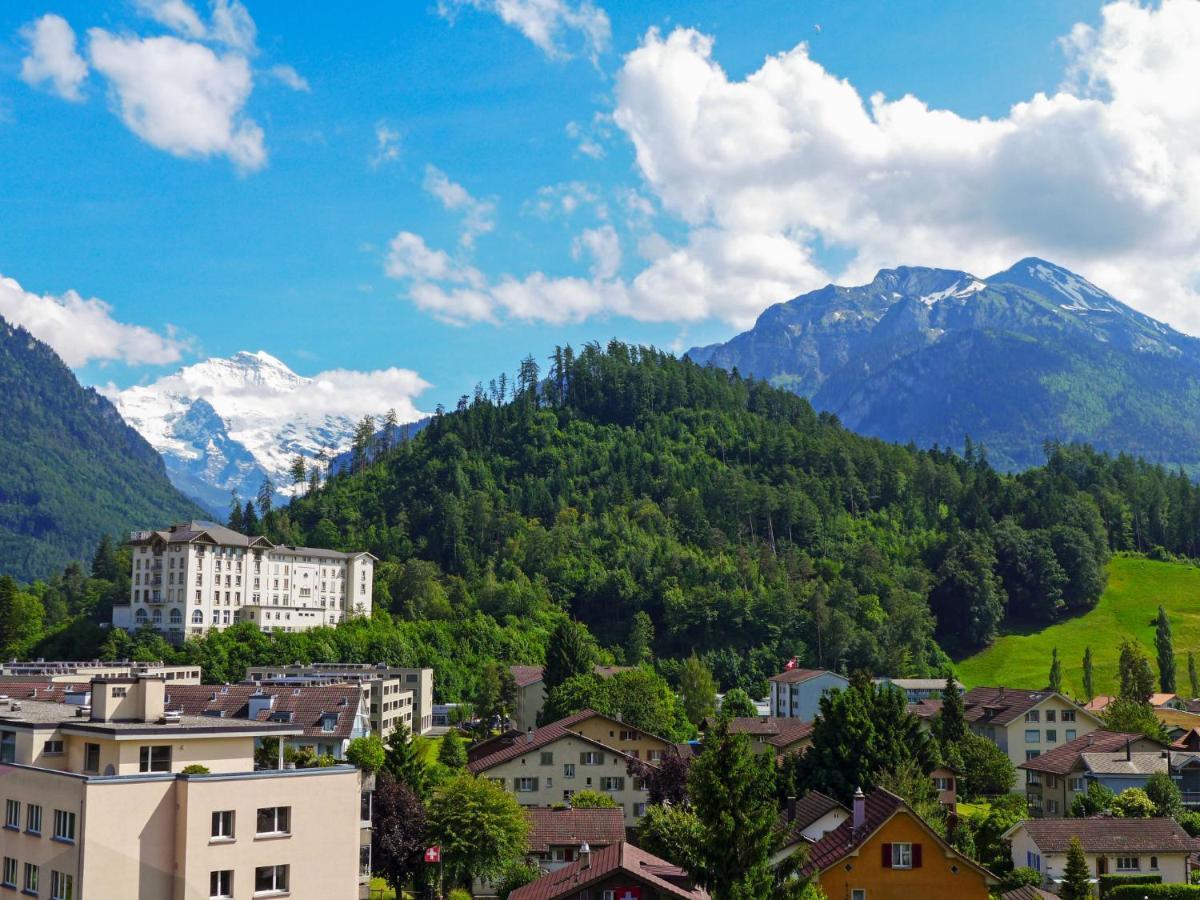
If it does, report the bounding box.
[8,342,1200,700]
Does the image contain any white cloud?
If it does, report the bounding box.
[371,121,401,167]
[523,181,601,218]
[19,14,88,102]
[423,165,496,248]
[0,272,187,367]
[133,0,207,39]
[385,231,484,286]
[572,225,621,279]
[133,0,256,52]
[267,64,310,92]
[209,0,256,53]
[88,29,266,172]
[437,0,610,62]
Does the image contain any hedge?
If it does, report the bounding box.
[1100,873,1163,898]
[1107,886,1200,900]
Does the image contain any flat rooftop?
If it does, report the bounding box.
[0,699,302,737]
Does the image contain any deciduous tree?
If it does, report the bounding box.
[426,773,529,888]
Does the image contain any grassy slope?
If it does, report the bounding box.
[957,556,1200,697]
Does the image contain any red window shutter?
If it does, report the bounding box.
[912,844,923,868]
[881,843,892,868]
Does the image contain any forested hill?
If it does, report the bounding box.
[260,342,1198,689]
[0,316,203,581]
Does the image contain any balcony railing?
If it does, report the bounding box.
[1181,791,1200,807]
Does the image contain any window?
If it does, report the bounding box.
[562,790,576,803]
[51,871,73,900]
[563,763,575,779]
[4,799,19,829]
[1025,729,1040,744]
[515,777,538,792]
[1046,729,1057,743]
[1046,709,1057,723]
[619,730,637,741]
[1046,799,1059,814]
[212,810,235,840]
[26,804,41,835]
[1025,750,1040,760]
[43,739,64,755]
[1151,856,1159,869]
[1027,850,1041,871]
[580,751,602,765]
[599,776,625,791]
[1116,857,1140,871]
[931,776,952,791]
[852,892,866,900]
[1068,776,1086,791]
[1025,710,1040,723]
[254,864,289,895]
[23,864,38,894]
[139,745,172,772]
[890,843,913,869]
[256,806,291,836]
[0,731,14,764]
[83,743,100,773]
[540,751,554,766]
[53,809,76,842]
[1061,709,1076,722]
[634,802,647,817]
[210,870,234,898]
[1066,729,1077,741]
[2,858,15,888]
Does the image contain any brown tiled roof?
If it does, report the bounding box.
[1012,818,1194,854]
[1001,886,1056,900]
[1081,751,1169,776]
[511,666,545,689]
[769,668,837,685]
[907,699,943,720]
[962,687,1092,726]
[1172,727,1200,751]
[1085,695,1114,711]
[720,717,814,749]
[163,683,364,739]
[775,791,848,848]
[467,729,522,764]
[509,842,709,900]
[0,682,85,703]
[524,808,625,854]
[468,710,633,773]
[1018,730,1144,775]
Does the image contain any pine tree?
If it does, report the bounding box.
[0,576,17,654]
[680,654,717,726]
[289,455,307,492]
[1048,647,1063,693]
[1083,647,1095,702]
[242,500,259,534]
[1118,638,1155,703]
[256,476,274,516]
[437,729,467,770]
[934,672,967,745]
[1189,651,1199,699]
[227,493,244,531]
[1156,605,1176,693]
[383,725,430,800]
[1060,836,1091,900]
[91,534,119,581]
[627,610,655,664]
[543,620,597,692]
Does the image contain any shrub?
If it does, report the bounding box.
[346,735,386,774]
[1107,886,1200,899]
[1099,873,1162,898]
[180,763,210,775]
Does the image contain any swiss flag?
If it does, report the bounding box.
[613,889,642,900]
[424,846,441,863]
[784,657,798,671]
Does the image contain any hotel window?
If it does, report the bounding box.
[256,806,291,836]
[139,745,172,773]
[210,870,234,899]
[83,742,100,773]
[53,809,76,842]
[254,864,289,895]
[50,871,73,900]
[23,864,38,894]
[212,810,235,839]
[4,799,19,829]
[2,858,15,888]
[26,804,42,834]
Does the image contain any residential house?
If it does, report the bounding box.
[873,678,964,703]
[929,765,958,808]
[768,669,849,720]
[510,665,633,732]
[770,791,849,867]
[1004,818,1194,886]
[1019,730,1166,817]
[509,842,709,900]
[799,787,997,899]
[468,710,656,828]
[703,716,814,758]
[524,807,626,872]
[1086,694,1191,713]
[0,675,369,899]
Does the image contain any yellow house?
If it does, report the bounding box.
[801,788,997,900]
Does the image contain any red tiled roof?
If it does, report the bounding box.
[768,668,837,685]
[511,666,545,689]
[0,681,85,703]
[509,842,709,900]
[721,717,814,749]
[524,808,626,854]
[1017,730,1146,775]
[163,683,364,739]
[1000,886,1056,900]
[961,687,1092,726]
[1172,727,1200,751]
[907,699,943,720]
[1011,818,1194,854]
[775,791,848,848]
[468,710,633,773]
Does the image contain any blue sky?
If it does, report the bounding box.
[4,0,1198,420]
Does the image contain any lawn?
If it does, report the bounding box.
[957,556,1200,697]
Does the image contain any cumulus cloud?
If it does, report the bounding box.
[0,272,187,367]
[423,165,496,248]
[572,225,621,279]
[523,181,602,219]
[371,121,401,167]
[437,0,610,62]
[134,0,256,52]
[19,14,88,102]
[88,30,266,172]
[133,0,207,39]
[267,64,310,92]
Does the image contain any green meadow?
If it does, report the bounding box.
[957,556,1200,697]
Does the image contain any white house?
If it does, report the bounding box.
[768,669,849,720]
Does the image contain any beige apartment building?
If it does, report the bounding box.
[0,675,369,899]
[0,659,202,683]
[117,521,375,640]
[246,663,433,736]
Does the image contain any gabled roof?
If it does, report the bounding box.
[1000,886,1057,900]
[907,699,943,720]
[775,791,848,849]
[769,668,844,685]
[163,683,364,739]
[467,710,641,773]
[961,687,1097,727]
[1081,751,1169,777]
[1018,730,1146,775]
[509,842,709,900]
[1005,817,1194,854]
[801,788,996,884]
[511,665,545,689]
[716,716,814,749]
[524,807,626,854]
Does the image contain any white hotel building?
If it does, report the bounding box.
[117,522,375,640]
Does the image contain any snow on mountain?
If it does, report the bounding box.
[111,351,429,514]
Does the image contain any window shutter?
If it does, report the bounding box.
[912,844,923,868]
[881,843,892,868]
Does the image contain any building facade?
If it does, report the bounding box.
[1005,818,1194,887]
[0,675,369,899]
[120,522,374,640]
[768,669,850,720]
[0,659,201,683]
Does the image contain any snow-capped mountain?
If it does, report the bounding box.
[688,258,1200,471]
[112,351,426,514]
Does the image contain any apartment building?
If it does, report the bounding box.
[245,663,434,736]
[0,659,201,684]
[118,521,375,640]
[768,668,850,720]
[468,710,657,829]
[0,675,368,899]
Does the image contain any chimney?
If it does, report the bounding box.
[526,727,534,745]
[1126,739,1132,762]
[853,787,865,831]
[137,677,165,723]
[579,842,591,870]
[787,796,797,823]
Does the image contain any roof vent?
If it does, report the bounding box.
[162,712,182,725]
[8,702,20,712]
[210,692,217,701]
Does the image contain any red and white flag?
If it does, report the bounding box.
[784,657,799,670]
[424,846,441,863]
